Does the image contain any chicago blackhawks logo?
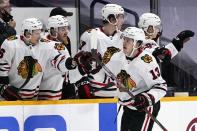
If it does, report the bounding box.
[117,70,136,92]
[102,46,120,64]
[7,36,18,41]
[17,56,42,79]
[141,54,152,63]
[54,43,65,50]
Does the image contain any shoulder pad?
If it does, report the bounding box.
[54,42,66,50]
[102,46,121,64]
[141,54,153,63]
[40,38,51,43]
[7,36,18,41]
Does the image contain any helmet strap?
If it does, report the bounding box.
[49,27,58,39]
[23,35,31,45]
[127,41,142,58]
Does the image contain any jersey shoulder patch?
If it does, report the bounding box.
[102,46,121,64]
[54,42,66,50]
[7,36,18,41]
[141,54,153,63]
[40,38,51,43]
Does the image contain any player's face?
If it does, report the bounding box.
[57,26,69,42]
[1,0,11,14]
[123,37,134,56]
[3,3,11,14]
[30,29,41,45]
[147,25,160,38]
[117,14,124,30]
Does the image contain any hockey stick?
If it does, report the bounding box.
[90,29,168,131]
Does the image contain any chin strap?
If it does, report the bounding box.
[23,35,32,45]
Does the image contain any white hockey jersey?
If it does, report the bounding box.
[0,36,70,100]
[78,27,123,97]
[39,40,70,100]
[105,49,167,110]
[39,33,70,100]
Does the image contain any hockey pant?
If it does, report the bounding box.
[121,101,160,131]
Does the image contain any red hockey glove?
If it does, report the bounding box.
[132,93,155,112]
[74,51,92,75]
[74,51,101,75]
[75,77,93,99]
[0,84,21,101]
[172,30,195,51]
[152,47,171,63]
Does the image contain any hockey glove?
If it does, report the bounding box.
[152,47,171,63]
[74,51,93,75]
[75,77,93,99]
[74,51,102,75]
[172,30,195,51]
[90,52,102,74]
[0,84,21,101]
[61,82,77,99]
[132,93,155,112]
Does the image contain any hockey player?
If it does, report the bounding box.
[105,27,167,131]
[41,15,93,100]
[44,15,71,55]
[138,13,194,63]
[0,18,89,101]
[38,15,71,100]
[76,4,125,98]
[49,7,73,55]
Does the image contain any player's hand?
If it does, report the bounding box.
[176,30,194,42]
[0,84,21,101]
[74,51,93,75]
[172,30,195,51]
[75,77,93,99]
[152,47,171,63]
[132,93,155,112]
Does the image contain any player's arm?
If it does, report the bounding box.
[0,40,21,100]
[51,41,77,72]
[51,51,77,73]
[171,30,194,52]
[152,30,195,63]
[132,60,167,111]
[144,62,167,103]
[51,47,95,75]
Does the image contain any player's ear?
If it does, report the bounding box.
[50,28,56,36]
[136,40,143,48]
[24,30,30,38]
[109,16,116,23]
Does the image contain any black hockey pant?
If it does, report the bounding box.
[121,101,160,131]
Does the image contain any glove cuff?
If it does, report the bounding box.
[172,38,183,51]
[65,57,77,70]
